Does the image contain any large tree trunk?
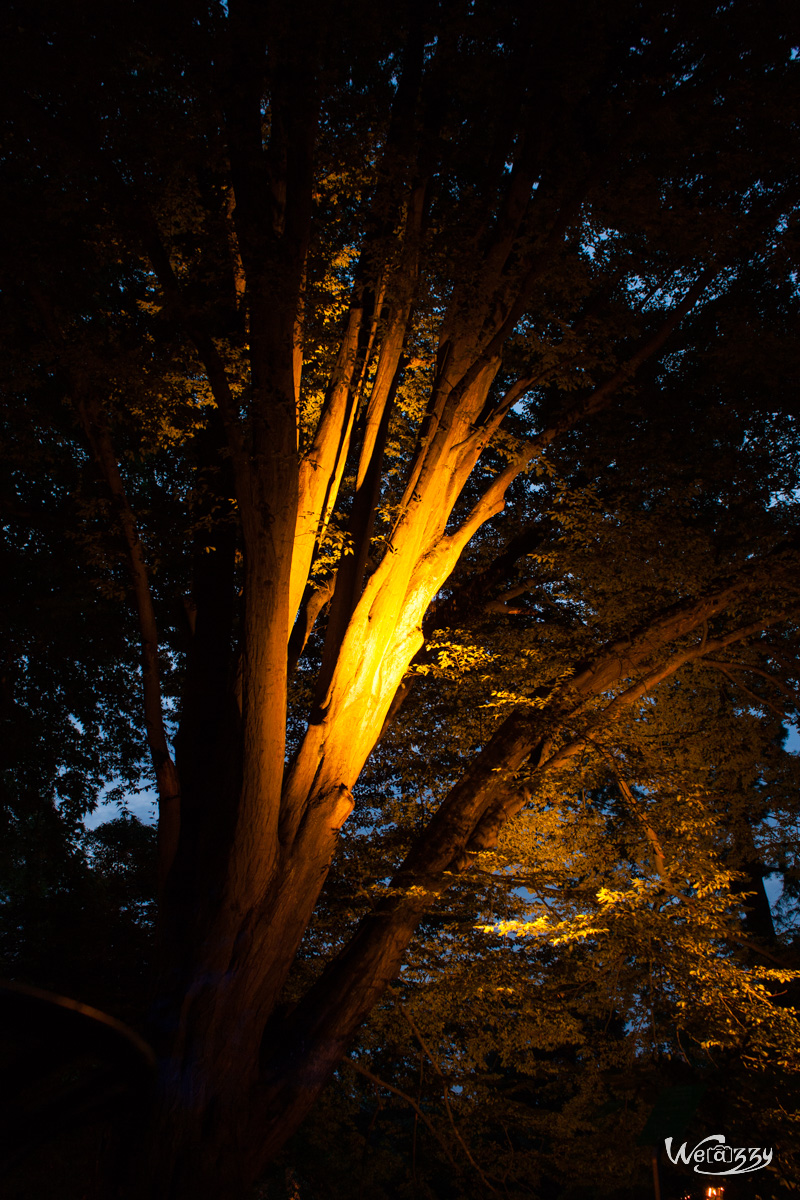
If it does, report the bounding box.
[135,549,784,1200]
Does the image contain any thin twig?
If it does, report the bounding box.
[615,771,794,968]
[706,660,790,723]
[398,1004,500,1194]
[707,658,800,712]
[346,1059,461,1175]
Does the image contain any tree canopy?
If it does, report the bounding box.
[2,1,800,1197]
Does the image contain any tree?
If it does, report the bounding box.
[2,1,799,1196]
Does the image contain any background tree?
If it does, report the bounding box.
[2,1,800,1197]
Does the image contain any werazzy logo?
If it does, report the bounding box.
[665,1134,773,1176]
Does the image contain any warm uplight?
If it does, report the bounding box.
[705,1189,724,1199]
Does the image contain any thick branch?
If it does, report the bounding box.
[446,267,718,557]
[29,288,180,890]
[78,401,181,892]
